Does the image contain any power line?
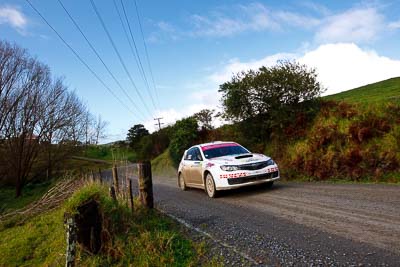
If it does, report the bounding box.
[25,0,137,117]
[154,117,164,131]
[133,0,161,108]
[112,0,155,110]
[89,0,153,116]
[118,0,157,110]
[56,0,146,121]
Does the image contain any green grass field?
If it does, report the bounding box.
[83,145,136,162]
[324,77,400,103]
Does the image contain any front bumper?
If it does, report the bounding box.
[215,171,280,190]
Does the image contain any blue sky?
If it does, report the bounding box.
[1,0,400,142]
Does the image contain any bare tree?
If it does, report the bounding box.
[3,57,52,197]
[94,115,108,145]
[0,40,91,196]
[0,41,30,136]
[40,80,87,179]
[83,110,95,145]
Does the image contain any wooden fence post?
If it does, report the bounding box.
[138,161,153,209]
[128,179,134,213]
[109,186,117,202]
[124,164,129,200]
[65,216,77,267]
[112,165,119,193]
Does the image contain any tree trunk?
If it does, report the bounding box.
[15,178,23,198]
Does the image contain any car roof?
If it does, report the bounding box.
[186,141,239,150]
[199,141,236,146]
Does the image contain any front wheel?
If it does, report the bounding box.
[205,173,217,198]
[178,173,187,191]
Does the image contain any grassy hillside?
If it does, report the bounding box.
[152,149,177,178]
[324,77,400,103]
[279,100,400,182]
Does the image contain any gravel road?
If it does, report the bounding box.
[103,166,400,266]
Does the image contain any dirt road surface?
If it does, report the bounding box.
[104,166,400,266]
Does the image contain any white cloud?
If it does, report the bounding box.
[388,20,400,29]
[157,21,176,33]
[148,2,330,39]
[315,7,384,43]
[144,104,218,133]
[299,43,400,94]
[0,6,27,31]
[156,3,397,43]
[208,43,400,96]
[209,53,296,84]
[300,2,330,16]
[189,3,279,37]
[275,11,320,29]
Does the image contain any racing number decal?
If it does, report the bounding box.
[219,167,278,179]
[266,167,279,173]
[220,172,247,179]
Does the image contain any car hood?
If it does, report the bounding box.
[208,153,270,165]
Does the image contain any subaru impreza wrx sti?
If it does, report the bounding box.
[178,141,280,198]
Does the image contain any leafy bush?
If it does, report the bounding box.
[169,117,199,166]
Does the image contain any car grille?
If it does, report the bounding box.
[227,171,279,185]
[238,161,273,170]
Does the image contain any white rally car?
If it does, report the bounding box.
[178,141,280,198]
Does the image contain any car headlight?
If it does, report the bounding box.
[220,165,239,171]
[266,159,275,166]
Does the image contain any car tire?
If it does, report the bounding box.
[264,181,274,188]
[205,173,217,198]
[178,173,187,191]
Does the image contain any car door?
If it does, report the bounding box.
[181,149,193,183]
[190,147,203,185]
[182,148,195,184]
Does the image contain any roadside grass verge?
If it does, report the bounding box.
[0,208,65,266]
[0,183,215,266]
[283,172,400,184]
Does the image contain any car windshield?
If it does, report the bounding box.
[202,144,249,159]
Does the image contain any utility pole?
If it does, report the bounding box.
[154,117,164,131]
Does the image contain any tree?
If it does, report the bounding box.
[219,60,324,130]
[194,109,215,130]
[0,40,90,196]
[0,41,28,134]
[169,117,198,166]
[94,115,108,145]
[126,124,149,149]
[83,111,95,145]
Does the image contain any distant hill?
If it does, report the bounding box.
[324,77,400,103]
